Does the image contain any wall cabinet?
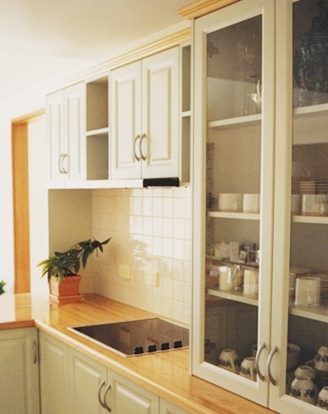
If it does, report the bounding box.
[47,82,86,188]
[192,0,328,413]
[110,46,189,182]
[0,327,39,414]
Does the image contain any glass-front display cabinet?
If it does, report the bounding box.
[192,0,328,412]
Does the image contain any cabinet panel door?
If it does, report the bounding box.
[110,61,142,179]
[160,398,190,414]
[64,82,86,185]
[111,371,159,414]
[47,89,65,187]
[39,332,70,414]
[142,47,179,178]
[0,327,39,414]
[69,349,107,414]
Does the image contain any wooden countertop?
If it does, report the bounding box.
[1,293,277,414]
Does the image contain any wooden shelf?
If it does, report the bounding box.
[208,114,261,130]
[207,286,258,306]
[208,211,260,220]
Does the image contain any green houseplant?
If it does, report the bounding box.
[38,237,110,302]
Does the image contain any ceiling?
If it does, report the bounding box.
[0,0,192,99]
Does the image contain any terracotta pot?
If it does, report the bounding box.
[49,275,83,303]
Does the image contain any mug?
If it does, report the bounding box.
[290,377,317,404]
[243,269,259,296]
[314,346,328,371]
[294,277,321,307]
[218,193,243,212]
[302,194,328,216]
[317,386,328,409]
[294,365,316,382]
[219,266,244,291]
[218,349,239,373]
[240,357,257,381]
[243,194,260,213]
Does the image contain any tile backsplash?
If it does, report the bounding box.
[91,187,191,325]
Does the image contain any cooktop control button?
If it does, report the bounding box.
[160,342,170,350]
[148,344,157,353]
[134,346,144,355]
[173,340,183,348]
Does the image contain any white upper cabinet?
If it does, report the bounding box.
[110,47,180,180]
[47,82,86,188]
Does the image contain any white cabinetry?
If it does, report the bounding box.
[160,399,190,414]
[192,0,328,413]
[110,47,180,180]
[39,331,70,414]
[47,82,86,188]
[0,327,39,414]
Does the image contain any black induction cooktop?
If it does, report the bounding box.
[69,318,189,357]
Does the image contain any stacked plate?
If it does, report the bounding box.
[312,273,328,301]
[299,180,328,195]
[291,178,302,194]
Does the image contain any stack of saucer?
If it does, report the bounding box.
[299,180,328,195]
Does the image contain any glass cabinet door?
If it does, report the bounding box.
[192,0,275,406]
[272,0,328,412]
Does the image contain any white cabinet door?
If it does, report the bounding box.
[0,327,39,414]
[39,331,70,414]
[111,370,159,414]
[110,61,142,179]
[110,47,179,180]
[47,82,86,188]
[141,47,179,179]
[69,348,108,414]
[160,398,190,414]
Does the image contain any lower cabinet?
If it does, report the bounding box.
[39,331,189,414]
[0,327,40,414]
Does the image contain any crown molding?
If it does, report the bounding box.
[177,0,240,20]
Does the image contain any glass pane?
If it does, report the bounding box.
[204,14,262,381]
[288,0,328,406]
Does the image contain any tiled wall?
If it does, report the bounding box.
[91,187,191,325]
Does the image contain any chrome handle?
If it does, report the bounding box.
[33,341,38,364]
[58,154,64,173]
[133,135,141,161]
[255,342,266,381]
[103,382,112,412]
[98,380,106,408]
[139,133,146,161]
[267,345,278,386]
[61,153,68,174]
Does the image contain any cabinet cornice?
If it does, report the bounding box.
[177,0,240,19]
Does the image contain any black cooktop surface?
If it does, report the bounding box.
[69,318,189,357]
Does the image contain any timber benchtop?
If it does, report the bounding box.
[0,293,277,414]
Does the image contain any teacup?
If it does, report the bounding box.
[240,357,257,381]
[287,343,301,371]
[218,193,243,212]
[291,194,301,215]
[317,386,328,409]
[219,266,244,291]
[294,365,316,382]
[218,349,239,373]
[290,377,317,404]
[314,346,328,371]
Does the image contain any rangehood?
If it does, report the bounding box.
[143,177,179,188]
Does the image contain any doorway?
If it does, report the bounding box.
[12,112,48,294]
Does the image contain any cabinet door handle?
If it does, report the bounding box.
[58,154,64,173]
[33,340,38,364]
[267,345,278,386]
[255,342,265,381]
[98,380,106,408]
[61,153,68,174]
[139,133,147,161]
[133,135,141,161]
[103,382,112,412]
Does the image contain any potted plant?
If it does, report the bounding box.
[38,237,110,302]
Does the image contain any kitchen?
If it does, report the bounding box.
[1,0,328,413]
